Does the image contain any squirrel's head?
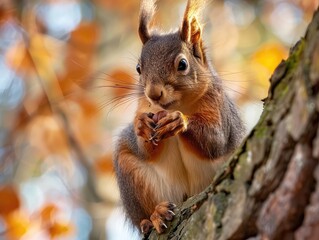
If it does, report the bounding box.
[137,0,213,112]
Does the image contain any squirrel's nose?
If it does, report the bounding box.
[146,85,163,102]
[149,91,163,101]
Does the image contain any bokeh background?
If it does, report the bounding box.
[0,0,318,239]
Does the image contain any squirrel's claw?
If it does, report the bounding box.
[148,201,177,234]
[140,219,153,235]
[149,132,160,145]
[136,112,157,142]
[153,111,188,142]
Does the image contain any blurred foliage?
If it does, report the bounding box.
[0,0,318,239]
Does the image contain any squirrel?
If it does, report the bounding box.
[113,0,245,235]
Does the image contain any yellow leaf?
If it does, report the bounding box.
[28,34,60,71]
[5,211,30,239]
[251,42,288,73]
[250,42,288,87]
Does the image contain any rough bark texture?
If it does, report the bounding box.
[145,8,319,240]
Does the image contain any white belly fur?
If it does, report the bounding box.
[145,136,224,204]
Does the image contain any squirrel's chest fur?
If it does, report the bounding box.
[144,135,223,204]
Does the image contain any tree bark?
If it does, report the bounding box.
[145,7,319,240]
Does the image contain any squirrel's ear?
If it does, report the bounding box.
[180,0,205,60]
[138,0,156,44]
[181,0,203,43]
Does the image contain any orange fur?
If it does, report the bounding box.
[117,148,157,216]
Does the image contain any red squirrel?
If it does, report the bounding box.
[113,0,245,235]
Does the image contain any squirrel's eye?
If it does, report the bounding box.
[136,64,141,74]
[177,59,188,71]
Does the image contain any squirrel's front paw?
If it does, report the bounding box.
[135,112,156,143]
[150,111,188,144]
[140,201,176,234]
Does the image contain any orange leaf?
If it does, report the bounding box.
[5,40,35,75]
[0,185,20,216]
[94,154,114,174]
[28,115,69,156]
[48,221,73,238]
[6,33,62,77]
[72,95,99,117]
[39,204,58,224]
[69,22,99,50]
[58,22,99,93]
[0,1,15,24]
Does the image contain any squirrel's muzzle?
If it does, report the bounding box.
[146,84,164,102]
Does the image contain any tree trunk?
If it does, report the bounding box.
[145,7,319,240]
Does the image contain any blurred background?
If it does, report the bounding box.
[0,0,318,239]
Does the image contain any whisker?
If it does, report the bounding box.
[174,80,261,102]
[93,85,141,91]
[103,95,144,118]
[97,91,143,113]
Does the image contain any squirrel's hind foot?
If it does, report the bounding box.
[140,201,176,234]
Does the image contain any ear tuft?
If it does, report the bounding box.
[180,0,204,44]
[181,0,206,61]
[139,0,157,44]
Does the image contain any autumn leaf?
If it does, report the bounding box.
[5,39,35,75]
[39,203,73,238]
[0,0,15,24]
[28,34,62,71]
[0,185,20,217]
[69,22,99,50]
[5,210,30,239]
[58,22,100,94]
[252,42,288,73]
[250,42,288,87]
[27,115,69,156]
[48,221,73,238]
[94,154,113,174]
[39,204,58,224]
[6,33,63,78]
